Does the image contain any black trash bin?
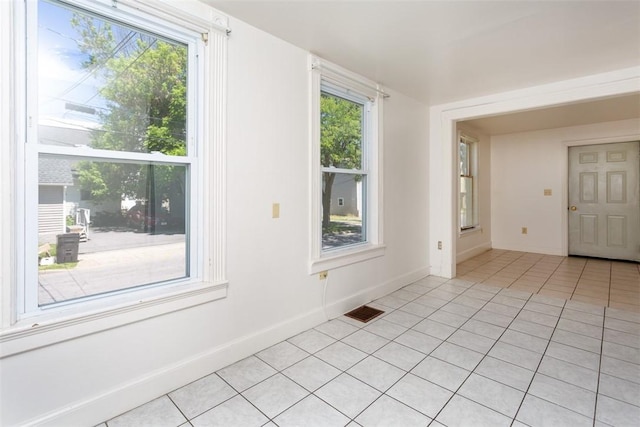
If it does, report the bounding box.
[56,233,80,264]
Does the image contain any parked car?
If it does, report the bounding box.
[126,203,170,232]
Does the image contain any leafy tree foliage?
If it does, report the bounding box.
[320,93,363,229]
[71,13,187,220]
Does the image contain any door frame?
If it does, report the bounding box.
[562,136,640,257]
[429,67,640,279]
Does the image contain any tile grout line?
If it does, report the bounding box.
[539,255,584,298]
[508,297,600,424]
[399,280,540,424]
[569,258,589,302]
[339,278,502,424]
[164,394,189,424]
[592,307,607,427]
[479,289,565,425]
[607,261,612,311]
[391,279,504,424]
[480,251,532,288]
[342,279,473,424]
[285,291,439,425]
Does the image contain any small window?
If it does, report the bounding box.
[337,197,345,206]
[459,134,478,230]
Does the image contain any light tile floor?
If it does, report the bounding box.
[457,250,640,312]
[100,250,640,427]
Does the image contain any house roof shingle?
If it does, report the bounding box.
[38,158,74,185]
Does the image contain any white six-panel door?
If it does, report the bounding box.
[568,141,640,261]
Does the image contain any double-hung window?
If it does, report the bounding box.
[14,0,227,323]
[309,56,385,273]
[459,133,478,231]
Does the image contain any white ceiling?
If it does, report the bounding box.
[205,0,640,134]
[463,93,640,135]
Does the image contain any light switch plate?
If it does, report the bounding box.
[272,203,280,218]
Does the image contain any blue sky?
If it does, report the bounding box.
[38,0,107,125]
[37,0,186,130]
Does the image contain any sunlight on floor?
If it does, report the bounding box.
[457,250,640,312]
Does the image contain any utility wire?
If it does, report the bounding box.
[46,30,136,103]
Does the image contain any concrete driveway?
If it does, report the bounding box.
[39,227,186,305]
[80,226,185,253]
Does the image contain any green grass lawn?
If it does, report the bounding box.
[38,243,78,270]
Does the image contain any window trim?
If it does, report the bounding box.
[308,55,385,274]
[1,0,228,351]
[459,132,479,232]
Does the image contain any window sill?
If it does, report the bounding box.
[309,244,386,274]
[460,226,482,237]
[0,280,228,358]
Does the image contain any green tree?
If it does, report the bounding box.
[320,93,363,229]
[71,13,187,223]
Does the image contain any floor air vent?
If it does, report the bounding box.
[344,305,385,323]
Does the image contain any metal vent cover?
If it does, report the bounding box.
[344,305,385,323]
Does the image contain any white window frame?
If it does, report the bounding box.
[459,132,479,232]
[1,0,228,356]
[309,55,385,274]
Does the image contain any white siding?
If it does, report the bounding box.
[38,186,65,236]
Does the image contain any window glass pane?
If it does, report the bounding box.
[460,141,469,176]
[320,92,363,169]
[322,172,366,250]
[37,0,188,155]
[460,176,474,229]
[37,155,187,306]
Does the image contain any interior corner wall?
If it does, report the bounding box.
[0,4,431,426]
[490,118,640,255]
[455,123,492,262]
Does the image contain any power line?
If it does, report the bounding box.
[46,29,136,103]
[81,38,158,107]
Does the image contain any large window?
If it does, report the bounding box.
[459,133,479,230]
[15,0,227,321]
[309,57,385,273]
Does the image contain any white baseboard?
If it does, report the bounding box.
[456,242,492,263]
[492,243,564,256]
[324,266,431,319]
[26,266,430,427]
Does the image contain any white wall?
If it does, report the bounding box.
[456,123,492,262]
[491,118,640,255]
[0,3,430,425]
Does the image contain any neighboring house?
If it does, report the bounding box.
[38,157,74,236]
[330,175,361,217]
[39,121,125,223]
